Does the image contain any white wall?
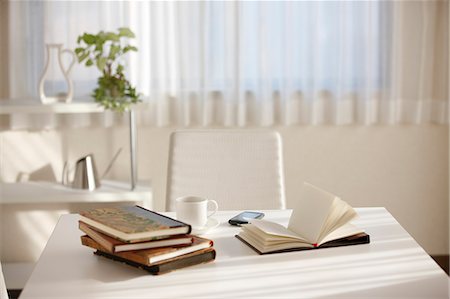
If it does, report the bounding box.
[0,125,448,267]
[278,125,448,256]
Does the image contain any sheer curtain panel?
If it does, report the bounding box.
[5,1,448,129]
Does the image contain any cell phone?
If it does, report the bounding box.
[228,211,265,226]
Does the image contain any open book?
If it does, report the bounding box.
[236,183,370,254]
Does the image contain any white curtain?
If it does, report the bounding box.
[5,1,449,129]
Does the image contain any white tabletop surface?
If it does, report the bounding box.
[20,208,449,298]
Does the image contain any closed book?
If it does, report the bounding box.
[81,235,213,265]
[94,247,216,275]
[79,221,194,253]
[79,205,191,243]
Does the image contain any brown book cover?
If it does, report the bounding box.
[78,205,191,243]
[81,235,213,265]
[79,221,194,253]
[94,247,216,275]
[235,232,370,255]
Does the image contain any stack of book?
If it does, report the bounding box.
[78,205,216,275]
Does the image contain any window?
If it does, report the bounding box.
[7,1,448,126]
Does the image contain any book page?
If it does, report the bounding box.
[288,182,336,244]
[248,220,308,241]
[238,231,313,254]
[317,197,357,242]
[318,223,364,246]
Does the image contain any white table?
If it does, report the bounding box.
[20,208,449,298]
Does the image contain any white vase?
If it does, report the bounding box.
[38,44,76,104]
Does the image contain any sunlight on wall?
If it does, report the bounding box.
[1,131,63,182]
[1,206,68,262]
[16,210,64,259]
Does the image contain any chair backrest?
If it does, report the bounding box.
[0,262,8,299]
[166,130,286,211]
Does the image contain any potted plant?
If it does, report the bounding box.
[75,27,141,112]
[75,27,141,190]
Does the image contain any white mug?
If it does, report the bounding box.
[176,196,218,228]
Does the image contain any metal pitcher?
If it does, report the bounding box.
[62,154,100,191]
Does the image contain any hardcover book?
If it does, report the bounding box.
[79,221,194,253]
[81,235,213,265]
[79,205,191,243]
[236,182,370,254]
[94,247,216,275]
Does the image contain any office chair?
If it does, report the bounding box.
[166,130,286,211]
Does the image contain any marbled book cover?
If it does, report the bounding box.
[79,206,185,234]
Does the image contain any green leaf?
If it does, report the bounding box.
[118,27,135,38]
[82,33,96,45]
[123,45,138,53]
[97,31,105,40]
[74,47,84,55]
[96,57,107,71]
[116,64,124,74]
[77,51,89,63]
[85,59,94,66]
[105,32,120,42]
[109,45,120,59]
[95,40,106,52]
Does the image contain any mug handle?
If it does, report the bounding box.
[207,199,218,217]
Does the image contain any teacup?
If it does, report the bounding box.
[176,196,218,228]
